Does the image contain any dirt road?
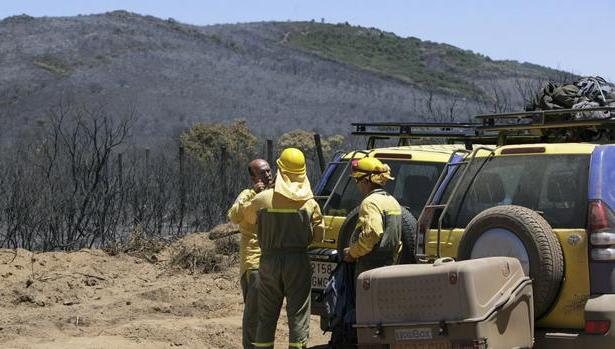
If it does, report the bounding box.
[0,236,329,348]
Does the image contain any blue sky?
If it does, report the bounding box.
[2,0,614,80]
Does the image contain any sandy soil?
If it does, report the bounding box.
[0,234,329,348]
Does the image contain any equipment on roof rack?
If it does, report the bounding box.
[477,106,614,126]
[476,106,615,144]
[352,107,615,148]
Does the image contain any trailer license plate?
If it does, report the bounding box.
[392,342,450,349]
[395,328,433,341]
[311,261,335,289]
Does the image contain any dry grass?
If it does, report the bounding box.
[207,222,240,240]
[168,244,229,273]
[103,224,167,263]
[168,234,229,273]
[214,234,240,256]
[101,223,241,273]
[167,222,241,274]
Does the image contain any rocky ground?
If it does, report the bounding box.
[0,228,329,348]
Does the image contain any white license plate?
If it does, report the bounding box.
[395,328,433,341]
[310,261,335,289]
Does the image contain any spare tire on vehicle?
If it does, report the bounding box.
[337,207,360,257]
[398,206,417,264]
[337,206,416,264]
[457,205,564,318]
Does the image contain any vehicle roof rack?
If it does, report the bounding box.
[352,108,615,148]
[475,107,615,145]
[351,121,539,149]
[476,106,615,131]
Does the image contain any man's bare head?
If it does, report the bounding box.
[248,159,273,190]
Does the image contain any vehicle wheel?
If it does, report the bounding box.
[457,205,564,318]
[337,207,360,257]
[399,206,417,264]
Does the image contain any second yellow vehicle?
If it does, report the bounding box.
[308,122,486,328]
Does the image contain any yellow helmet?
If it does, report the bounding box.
[351,157,385,178]
[277,148,306,175]
[351,157,394,185]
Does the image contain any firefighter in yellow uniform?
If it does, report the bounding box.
[227,159,273,349]
[343,157,402,278]
[243,148,324,349]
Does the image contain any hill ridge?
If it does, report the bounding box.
[0,12,574,144]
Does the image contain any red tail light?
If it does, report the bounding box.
[585,320,610,335]
[374,153,412,160]
[590,200,612,231]
[589,201,615,261]
[589,201,609,232]
[500,146,546,155]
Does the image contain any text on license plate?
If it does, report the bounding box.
[395,328,433,341]
[310,261,335,289]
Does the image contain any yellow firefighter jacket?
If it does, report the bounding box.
[227,188,260,275]
[348,189,402,258]
[242,188,325,245]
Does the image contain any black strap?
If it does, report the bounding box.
[261,247,307,255]
[369,188,389,197]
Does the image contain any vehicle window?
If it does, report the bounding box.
[391,162,443,217]
[315,161,357,215]
[318,162,347,197]
[322,160,444,218]
[441,155,589,229]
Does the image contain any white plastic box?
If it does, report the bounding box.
[355,257,534,349]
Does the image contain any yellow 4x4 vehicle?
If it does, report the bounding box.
[309,122,488,326]
[417,108,615,347]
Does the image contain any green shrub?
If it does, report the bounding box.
[33,54,72,77]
